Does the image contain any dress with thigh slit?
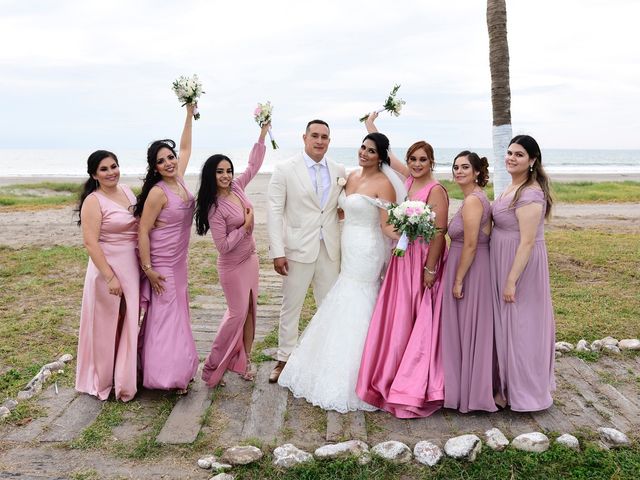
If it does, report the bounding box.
[76,185,140,401]
[201,140,266,387]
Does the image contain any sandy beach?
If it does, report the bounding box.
[0,172,638,248]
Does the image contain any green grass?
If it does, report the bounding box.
[0,182,81,208]
[547,229,640,342]
[0,245,86,408]
[222,441,640,479]
[71,401,127,449]
[441,180,640,203]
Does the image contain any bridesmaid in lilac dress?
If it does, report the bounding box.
[441,151,497,413]
[356,114,448,418]
[491,135,555,412]
[136,105,199,392]
[75,150,139,401]
[194,123,269,387]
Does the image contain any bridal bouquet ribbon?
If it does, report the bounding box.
[172,74,205,120]
[387,200,437,256]
[359,84,406,122]
[254,101,278,149]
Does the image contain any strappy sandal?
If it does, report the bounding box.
[241,363,256,382]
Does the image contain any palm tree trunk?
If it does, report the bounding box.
[487,0,512,198]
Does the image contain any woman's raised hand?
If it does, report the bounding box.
[259,121,271,142]
[364,111,379,134]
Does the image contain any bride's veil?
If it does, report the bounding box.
[379,163,408,274]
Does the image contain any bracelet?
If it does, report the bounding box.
[424,265,437,275]
[106,274,115,284]
[141,264,152,272]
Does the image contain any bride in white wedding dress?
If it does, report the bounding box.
[278,133,407,413]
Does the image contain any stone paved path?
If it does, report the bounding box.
[1,252,639,477]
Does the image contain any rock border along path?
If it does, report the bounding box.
[1,240,639,475]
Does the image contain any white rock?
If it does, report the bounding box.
[2,399,18,411]
[555,351,563,359]
[43,361,64,372]
[511,432,550,453]
[601,336,619,347]
[209,474,234,480]
[371,441,412,464]
[555,341,574,352]
[273,444,313,468]
[590,340,603,352]
[597,427,630,448]
[484,428,509,451]
[221,445,263,465]
[413,441,442,466]
[444,434,482,462]
[0,406,11,419]
[357,453,372,465]
[618,339,640,351]
[197,456,216,469]
[314,440,369,460]
[41,369,52,381]
[59,353,74,363]
[17,390,35,401]
[602,344,621,354]
[210,462,232,472]
[576,339,590,352]
[556,434,580,451]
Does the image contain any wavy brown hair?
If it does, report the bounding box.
[508,135,553,219]
[406,141,435,170]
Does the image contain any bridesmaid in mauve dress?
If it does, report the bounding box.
[356,113,448,418]
[136,105,199,392]
[491,135,555,412]
[194,122,269,387]
[441,151,497,413]
[76,150,139,401]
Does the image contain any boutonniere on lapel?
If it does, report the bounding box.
[336,177,347,188]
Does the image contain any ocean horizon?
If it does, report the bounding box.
[1,147,639,177]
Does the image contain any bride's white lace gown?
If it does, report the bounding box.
[278,193,387,413]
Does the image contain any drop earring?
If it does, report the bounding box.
[529,164,533,172]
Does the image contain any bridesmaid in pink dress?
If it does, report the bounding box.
[135,105,199,392]
[491,135,555,411]
[441,152,497,413]
[75,150,139,401]
[194,123,269,387]
[356,113,448,418]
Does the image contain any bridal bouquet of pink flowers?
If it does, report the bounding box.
[387,200,437,256]
[172,74,205,120]
[359,84,406,122]
[254,101,278,149]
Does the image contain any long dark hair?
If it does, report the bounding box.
[76,150,118,226]
[453,150,490,187]
[133,139,176,217]
[508,135,553,219]
[195,154,234,235]
[362,132,390,167]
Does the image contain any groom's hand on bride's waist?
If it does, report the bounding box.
[273,257,289,276]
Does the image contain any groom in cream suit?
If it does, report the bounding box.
[267,120,346,383]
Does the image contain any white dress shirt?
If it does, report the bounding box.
[303,151,331,208]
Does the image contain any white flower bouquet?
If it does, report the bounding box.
[172,74,205,120]
[387,200,437,256]
[254,101,278,149]
[359,84,406,122]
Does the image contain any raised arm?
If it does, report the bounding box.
[81,195,121,296]
[177,104,195,177]
[138,187,167,295]
[235,122,269,190]
[365,111,409,178]
[502,201,543,303]
[452,195,483,299]
[423,185,449,289]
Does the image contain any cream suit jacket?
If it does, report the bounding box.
[267,153,346,263]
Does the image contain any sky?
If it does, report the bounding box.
[0,0,639,150]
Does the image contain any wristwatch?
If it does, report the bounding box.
[141,264,152,272]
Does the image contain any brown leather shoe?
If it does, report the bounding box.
[269,361,287,383]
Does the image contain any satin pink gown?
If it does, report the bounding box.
[201,141,266,387]
[139,177,199,390]
[356,178,447,418]
[491,188,555,411]
[76,185,139,402]
[442,190,497,413]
